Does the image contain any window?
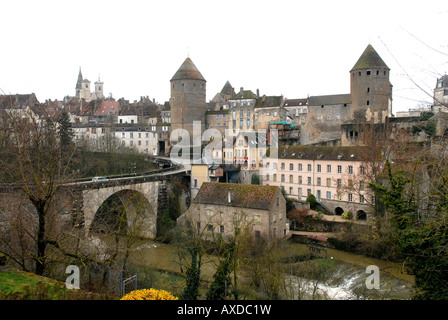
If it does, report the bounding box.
[327,191,331,199]
[307,164,312,172]
[216,114,220,119]
[232,110,236,118]
[337,179,342,187]
[240,120,243,127]
[298,176,302,184]
[317,164,321,173]
[289,175,293,183]
[240,110,244,118]
[337,165,342,174]
[266,173,270,181]
[138,133,141,138]
[360,195,365,204]
[327,165,331,173]
[130,133,134,138]
[290,163,294,171]
[298,188,302,199]
[327,178,331,187]
[290,187,294,195]
[360,166,365,175]
[317,177,321,186]
[298,163,303,171]
[281,163,285,170]
[354,176,362,188]
[307,177,311,185]
[281,174,285,182]
[273,174,277,182]
[220,225,225,233]
[247,120,250,127]
[348,193,353,202]
[207,224,213,232]
[247,110,250,117]
[348,166,353,174]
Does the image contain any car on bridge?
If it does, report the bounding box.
[92,176,109,182]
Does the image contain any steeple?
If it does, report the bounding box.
[171,57,206,82]
[76,67,83,89]
[351,44,389,71]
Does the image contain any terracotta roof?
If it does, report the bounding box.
[171,57,206,82]
[193,182,280,210]
[351,44,389,71]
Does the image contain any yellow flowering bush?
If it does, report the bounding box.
[120,288,178,300]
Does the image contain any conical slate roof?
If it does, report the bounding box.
[170,57,206,82]
[220,81,235,96]
[351,44,389,71]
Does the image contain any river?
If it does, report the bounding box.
[123,238,414,300]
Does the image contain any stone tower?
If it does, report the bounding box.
[170,57,207,141]
[94,76,104,100]
[433,74,448,112]
[350,44,392,123]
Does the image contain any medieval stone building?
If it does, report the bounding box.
[169,57,207,142]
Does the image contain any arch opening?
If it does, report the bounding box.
[90,189,155,238]
[335,207,344,216]
[356,210,367,221]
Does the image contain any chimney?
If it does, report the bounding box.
[257,89,259,98]
[240,87,244,94]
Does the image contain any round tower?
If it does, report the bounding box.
[350,44,392,123]
[170,57,207,141]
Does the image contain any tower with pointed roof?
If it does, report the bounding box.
[434,74,448,112]
[170,57,207,140]
[75,67,83,100]
[350,44,393,122]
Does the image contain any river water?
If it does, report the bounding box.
[122,238,414,300]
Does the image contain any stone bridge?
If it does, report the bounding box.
[0,165,189,239]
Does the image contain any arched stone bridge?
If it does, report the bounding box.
[0,165,189,240]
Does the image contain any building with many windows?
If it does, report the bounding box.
[261,145,373,220]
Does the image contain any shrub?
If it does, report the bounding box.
[121,288,178,300]
[342,211,353,220]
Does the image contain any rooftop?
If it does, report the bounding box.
[193,182,280,210]
[170,57,206,82]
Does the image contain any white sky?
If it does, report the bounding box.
[1,0,447,113]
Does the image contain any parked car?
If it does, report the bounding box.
[92,176,109,182]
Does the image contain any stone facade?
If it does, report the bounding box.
[178,182,288,239]
[170,58,207,143]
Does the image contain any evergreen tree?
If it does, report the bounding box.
[206,239,235,300]
[181,246,201,300]
[57,109,74,151]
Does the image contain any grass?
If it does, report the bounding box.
[0,271,69,300]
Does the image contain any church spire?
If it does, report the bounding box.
[76,67,83,89]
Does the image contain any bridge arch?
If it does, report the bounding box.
[82,181,159,239]
[90,189,155,237]
[334,207,344,216]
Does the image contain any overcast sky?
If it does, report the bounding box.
[1,0,447,113]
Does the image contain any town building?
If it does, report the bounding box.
[261,145,373,220]
[178,182,288,240]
